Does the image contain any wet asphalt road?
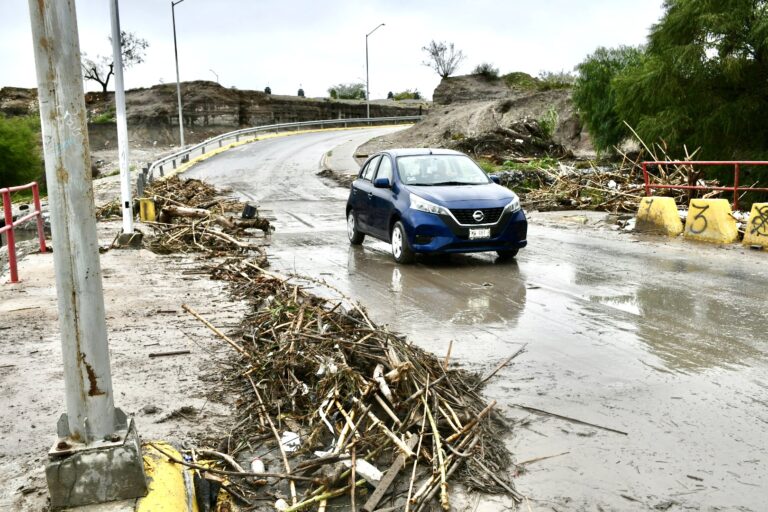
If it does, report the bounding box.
[186,128,768,511]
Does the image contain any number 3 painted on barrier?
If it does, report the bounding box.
[689,204,710,234]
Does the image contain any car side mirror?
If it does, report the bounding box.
[374,177,391,188]
[489,175,501,184]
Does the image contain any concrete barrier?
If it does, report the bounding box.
[137,442,196,512]
[636,197,683,236]
[683,198,739,243]
[743,202,768,248]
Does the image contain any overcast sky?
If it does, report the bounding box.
[1,1,664,100]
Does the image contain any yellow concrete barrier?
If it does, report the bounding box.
[139,198,156,222]
[743,202,768,248]
[636,196,683,236]
[138,442,197,512]
[683,198,739,243]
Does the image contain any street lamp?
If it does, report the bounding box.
[209,69,219,83]
[365,23,385,119]
[172,0,186,148]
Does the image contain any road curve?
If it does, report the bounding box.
[186,127,768,511]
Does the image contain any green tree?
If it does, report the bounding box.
[327,83,365,100]
[82,31,149,93]
[0,115,43,188]
[615,0,768,159]
[573,46,645,152]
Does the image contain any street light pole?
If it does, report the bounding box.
[365,23,385,119]
[209,69,219,83]
[27,0,146,507]
[172,0,186,148]
[109,0,133,235]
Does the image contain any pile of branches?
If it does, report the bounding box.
[142,177,271,256]
[186,259,521,511]
[497,149,724,214]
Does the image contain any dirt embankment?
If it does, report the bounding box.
[0,81,424,149]
[358,74,594,160]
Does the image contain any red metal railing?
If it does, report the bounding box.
[1,182,47,283]
[642,161,768,210]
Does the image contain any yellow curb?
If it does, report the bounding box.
[683,198,739,244]
[137,442,198,512]
[743,202,768,248]
[159,124,413,181]
[636,196,683,236]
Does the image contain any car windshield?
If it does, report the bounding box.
[396,155,491,186]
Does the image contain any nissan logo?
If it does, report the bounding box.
[472,210,485,222]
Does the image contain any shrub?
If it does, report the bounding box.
[91,109,115,124]
[327,83,365,100]
[472,62,500,79]
[538,106,559,139]
[538,70,577,90]
[0,115,43,189]
[393,89,421,101]
[501,72,540,91]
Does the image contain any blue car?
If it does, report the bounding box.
[345,148,527,263]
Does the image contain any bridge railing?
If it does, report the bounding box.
[1,181,47,283]
[137,116,422,196]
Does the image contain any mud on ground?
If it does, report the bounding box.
[0,219,248,510]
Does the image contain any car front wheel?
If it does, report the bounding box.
[391,221,415,264]
[347,210,365,245]
[496,248,519,260]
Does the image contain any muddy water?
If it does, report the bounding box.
[188,129,768,511]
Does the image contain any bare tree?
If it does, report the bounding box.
[422,40,465,78]
[82,31,149,92]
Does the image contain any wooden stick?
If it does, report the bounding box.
[445,400,496,444]
[443,340,453,370]
[182,304,250,358]
[145,442,316,481]
[404,381,429,512]
[148,349,191,358]
[197,448,246,473]
[517,451,570,466]
[473,344,527,389]
[423,395,449,511]
[247,375,298,505]
[363,434,419,512]
[512,404,628,435]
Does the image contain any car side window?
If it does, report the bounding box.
[362,156,381,181]
[375,156,393,183]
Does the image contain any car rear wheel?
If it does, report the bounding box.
[496,249,519,260]
[391,221,415,264]
[347,211,365,245]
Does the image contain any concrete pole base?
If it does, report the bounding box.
[115,230,143,249]
[46,414,147,509]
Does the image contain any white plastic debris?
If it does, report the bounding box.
[250,458,266,474]
[313,450,383,485]
[623,218,636,232]
[373,364,393,401]
[280,431,301,453]
[607,179,617,190]
[274,498,289,511]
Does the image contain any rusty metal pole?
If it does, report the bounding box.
[27,1,146,507]
[110,0,134,235]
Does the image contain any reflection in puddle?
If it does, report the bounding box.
[347,246,527,327]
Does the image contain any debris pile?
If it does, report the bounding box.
[142,177,271,256]
[186,259,519,511]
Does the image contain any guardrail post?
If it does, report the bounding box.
[32,182,47,253]
[27,0,146,507]
[642,162,650,196]
[2,190,18,283]
[218,139,222,148]
[734,163,741,210]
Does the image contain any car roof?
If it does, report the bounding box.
[376,148,466,158]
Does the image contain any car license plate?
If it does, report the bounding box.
[469,228,491,240]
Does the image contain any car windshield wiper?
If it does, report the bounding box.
[430,181,476,186]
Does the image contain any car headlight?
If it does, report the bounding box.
[504,194,521,213]
[409,194,450,215]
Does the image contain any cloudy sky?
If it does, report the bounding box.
[2,1,663,100]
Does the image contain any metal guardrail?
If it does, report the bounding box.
[137,116,422,196]
[642,160,768,210]
[1,181,47,283]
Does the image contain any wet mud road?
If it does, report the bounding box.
[187,128,768,511]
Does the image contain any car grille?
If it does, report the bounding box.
[449,207,504,225]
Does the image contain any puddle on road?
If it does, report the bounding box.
[267,226,768,511]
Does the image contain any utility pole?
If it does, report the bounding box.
[172,0,186,148]
[110,0,134,236]
[365,23,385,119]
[27,0,146,507]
